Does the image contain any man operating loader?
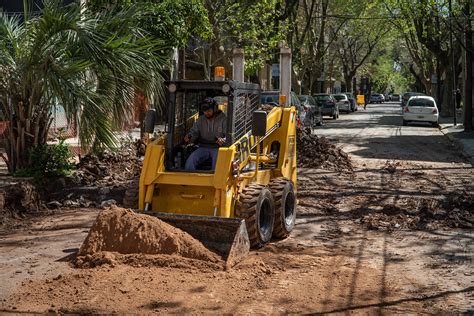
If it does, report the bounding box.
[184,97,227,171]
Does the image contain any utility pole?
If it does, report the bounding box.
[464,1,473,132]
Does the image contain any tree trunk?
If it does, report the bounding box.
[178,48,186,80]
[463,2,473,132]
[314,66,323,93]
[5,101,50,173]
[134,87,148,139]
[436,60,442,106]
[344,76,352,92]
[441,67,455,117]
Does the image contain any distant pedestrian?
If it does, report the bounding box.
[455,89,461,109]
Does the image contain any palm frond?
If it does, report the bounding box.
[1,0,168,152]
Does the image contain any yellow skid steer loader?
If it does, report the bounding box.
[126,48,297,268]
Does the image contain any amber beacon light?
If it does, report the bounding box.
[214,67,225,81]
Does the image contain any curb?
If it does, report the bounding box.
[439,127,474,166]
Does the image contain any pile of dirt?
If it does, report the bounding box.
[73,141,143,187]
[0,182,48,229]
[297,127,353,171]
[361,193,474,230]
[76,206,222,268]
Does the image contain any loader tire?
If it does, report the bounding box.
[236,184,275,248]
[269,178,296,239]
[123,177,140,209]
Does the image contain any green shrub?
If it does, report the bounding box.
[15,140,74,181]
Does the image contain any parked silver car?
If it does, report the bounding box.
[298,95,323,127]
[343,92,357,111]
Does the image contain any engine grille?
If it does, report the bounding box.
[229,87,260,143]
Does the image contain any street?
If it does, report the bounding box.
[316,102,468,164]
[0,102,473,314]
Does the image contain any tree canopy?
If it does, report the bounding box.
[0,0,166,172]
[0,0,471,173]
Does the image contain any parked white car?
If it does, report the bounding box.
[332,94,351,113]
[402,96,439,127]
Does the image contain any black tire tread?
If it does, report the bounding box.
[269,177,295,239]
[236,183,272,248]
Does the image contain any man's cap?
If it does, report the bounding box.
[201,98,217,112]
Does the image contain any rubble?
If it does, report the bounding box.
[382,160,401,174]
[297,127,353,172]
[361,193,473,231]
[46,201,62,209]
[41,141,144,209]
[260,103,275,113]
[0,182,48,229]
[100,199,117,208]
[73,142,142,187]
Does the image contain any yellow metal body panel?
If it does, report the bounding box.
[151,184,216,215]
[138,105,297,218]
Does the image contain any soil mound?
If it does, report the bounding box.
[76,206,222,268]
[297,127,353,171]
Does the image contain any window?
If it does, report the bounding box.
[408,99,435,107]
[298,96,308,103]
[291,93,300,106]
[315,95,330,101]
[261,94,279,104]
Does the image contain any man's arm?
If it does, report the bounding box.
[185,118,201,143]
[216,114,227,146]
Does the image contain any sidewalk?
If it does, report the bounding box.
[56,128,144,156]
[439,116,474,165]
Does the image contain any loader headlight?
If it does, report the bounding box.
[168,83,177,93]
[222,84,230,94]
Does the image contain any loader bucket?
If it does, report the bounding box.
[143,212,250,268]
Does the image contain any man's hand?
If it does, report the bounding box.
[184,134,191,143]
[216,137,226,146]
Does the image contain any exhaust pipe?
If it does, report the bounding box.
[279,47,292,107]
[233,48,245,83]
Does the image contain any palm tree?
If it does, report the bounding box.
[0,0,167,173]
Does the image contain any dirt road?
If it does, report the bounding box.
[0,103,473,314]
